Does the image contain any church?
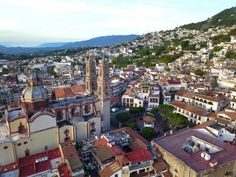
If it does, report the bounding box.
[0,58,111,176]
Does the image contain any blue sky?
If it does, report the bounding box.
[0,0,235,46]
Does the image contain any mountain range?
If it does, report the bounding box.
[0,35,139,55]
[0,6,235,55]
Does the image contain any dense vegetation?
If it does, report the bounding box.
[226,50,236,59]
[181,7,236,30]
[150,104,189,131]
[141,127,156,139]
[110,46,184,68]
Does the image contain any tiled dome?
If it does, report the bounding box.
[21,85,48,102]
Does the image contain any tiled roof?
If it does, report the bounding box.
[99,162,121,177]
[162,171,171,177]
[143,115,156,122]
[55,87,73,99]
[93,146,114,163]
[171,100,208,116]
[55,84,85,99]
[58,163,72,177]
[168,79,181,85]
[217,111,236,121]
[126,148,152,164]
[152,158,168,172]
[19,148,61,177]
[153,128,236,172]
[60,143,83,171]
[175,88,187,97]
[71,84,86,93]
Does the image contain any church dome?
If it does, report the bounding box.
[21,85,48,102]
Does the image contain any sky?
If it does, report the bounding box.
[0,0,235,47]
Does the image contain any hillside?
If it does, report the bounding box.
[181,7,236,30]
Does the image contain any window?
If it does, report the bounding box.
[3,146,8,149]
[114,174,118,177]
[23,141,27,145]
[17,143,22,146]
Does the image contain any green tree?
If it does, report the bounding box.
[211,34,230,45]
[1,67,9,75]
[50,70,57,77]
[194,68,205,76]
[139,48,150,57]
[116,112,132,123]
[181,40,190,49]
[128,121,137,130]
[142,127,156,139]
[210,77,218,89]
[168,113,188,130]
[150,107,159,116]
[129,107,145,115]
[158,104,174,115]
[225,51,236,59]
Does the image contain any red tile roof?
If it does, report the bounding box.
[94,138,124,156]
[171,100,208,116]
[125,148,152,164]
[19,148,61,177]
[58,163,72,177]
[168,79,181,85]
[217,111,236,121]
[143,115,156,122]
[175,88,187,97]
[162,171,171,177]
[123,68,134,72]
[99,162,121,177]
[55,84,85,99]
[71,84,86,94]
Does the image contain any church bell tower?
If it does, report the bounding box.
[85,57,97,95]
[97,59,110,131]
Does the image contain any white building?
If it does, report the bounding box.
[122,93,144,107]
[148,93,159,108]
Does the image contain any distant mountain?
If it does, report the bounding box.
[62,35,139,48]
[181,7,236,30]
[0,34,139,55]
[0,46,58,55]
[39,35,139,48]
[38,42,68,48]
[0,44,6,48]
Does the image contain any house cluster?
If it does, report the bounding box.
[79,127,169,177]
